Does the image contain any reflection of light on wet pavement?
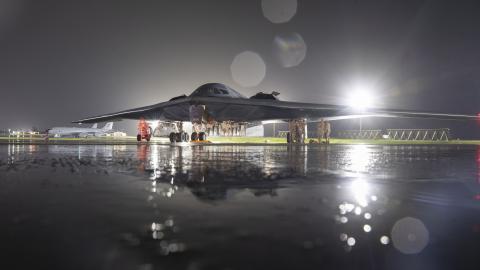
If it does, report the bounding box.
[149,145,159,180]
[150,218,186,255]
[391,217,429,254]
[380,235,390,245]
[336,177,383,250]
[7,144,24,164]
[346,145,373,175]
[350,179,371,207]
[1,144,478,267]
[347,237,356,246]
[152,230,164,240]
[7,144,14,163]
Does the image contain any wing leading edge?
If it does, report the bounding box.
[73,96,478,124]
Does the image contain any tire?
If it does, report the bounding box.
[191,132,198,141]
[169,132,176,143]
[137,134,141,142]
[286,132,291,143]
[175,132,182,142]
[199,132,206,141]
[146,135,151,142]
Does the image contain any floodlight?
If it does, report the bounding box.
[347,84,375,110]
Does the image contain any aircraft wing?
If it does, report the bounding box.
[73,98,192,123]
[73,96,478,124]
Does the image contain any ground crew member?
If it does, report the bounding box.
[318,119,325,143]
[325,121,331,144]
[295,121,302,143]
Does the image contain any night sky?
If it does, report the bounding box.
[1,0,480,137]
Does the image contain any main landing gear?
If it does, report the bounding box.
[168,131,207,143]
[190,131,207,141]
[169,132,189,143]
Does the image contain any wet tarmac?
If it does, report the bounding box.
[0,143,479,270]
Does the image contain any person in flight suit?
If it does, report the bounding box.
[318,119,325,143]
[325,121,331,144]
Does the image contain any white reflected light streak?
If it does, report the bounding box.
[350,179,370,207]
[149,145,160,180]
[347,145,371,174]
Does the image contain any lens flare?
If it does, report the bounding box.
[380,235,390,245]
[347,237,356,246]
[272,33,307,68]
[261,0,297,24]
[391,217,429,254]
[230,51,266,87]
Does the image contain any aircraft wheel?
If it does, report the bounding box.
[137,134,141,142]
[146,135,151,142]
[199,132,207,141]
[181,132,188,142]
[169,132,176,143]
[175,132,182,142]
[191,132,198,141]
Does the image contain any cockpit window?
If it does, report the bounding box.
[190,83,247,99]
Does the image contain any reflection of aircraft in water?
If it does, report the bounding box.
[47,144,126,159]
[73,83,478,142]
[137,144,309,201]
[133,144,424,252]
[47,122,114,138]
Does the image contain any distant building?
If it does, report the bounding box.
[8,129,40,137]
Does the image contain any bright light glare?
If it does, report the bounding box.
[350,179,370,207]
[347,84,375,110]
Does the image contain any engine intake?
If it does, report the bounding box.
[249,91,280,100]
